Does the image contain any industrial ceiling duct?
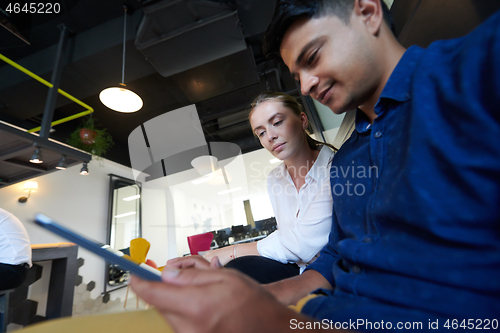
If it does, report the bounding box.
[135,0,247,77]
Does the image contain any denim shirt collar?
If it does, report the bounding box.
[355,45,425,133]
[355,109,373,133]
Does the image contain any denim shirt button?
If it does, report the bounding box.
[363,237,373,243]
[374,131,383,138]
[351,265,361,274]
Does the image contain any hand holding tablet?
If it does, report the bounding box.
[34,214,162,282]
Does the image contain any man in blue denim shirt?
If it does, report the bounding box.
[130,0,499,332]
[262,0,500,328]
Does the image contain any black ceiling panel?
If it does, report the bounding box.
[171,48,259,103]
[1,0,498,181]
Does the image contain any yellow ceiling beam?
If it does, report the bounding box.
[0,53,94,133]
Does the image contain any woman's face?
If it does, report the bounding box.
[249,100,307,161]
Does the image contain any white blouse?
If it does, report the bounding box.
[0,208,32,266]
[257,145,334,272]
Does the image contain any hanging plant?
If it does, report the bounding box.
[80,128,97,144]
[67,116,114,157]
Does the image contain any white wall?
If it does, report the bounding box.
[141,187,169,266]
[0,146,286,295]
[0,158,135,299]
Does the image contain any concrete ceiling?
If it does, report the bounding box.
[1,0,499,179]
[0,0,289,169]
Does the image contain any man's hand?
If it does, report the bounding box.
[130,267,312,333]
[264,270,332,306]
[166,255,221,270]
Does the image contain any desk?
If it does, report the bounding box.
[7,243,78,328]
[209,234,269,251]
[185,234,269,255]
[31,243,78,320]
[231,234,267,244]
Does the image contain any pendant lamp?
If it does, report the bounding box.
[191,155,219,176]
[99,6,143,113]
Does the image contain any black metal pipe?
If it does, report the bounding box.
[40,25,70,139]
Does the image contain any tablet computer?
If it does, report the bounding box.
[34,213,162,282]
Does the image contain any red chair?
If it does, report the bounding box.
[187,232,214,255]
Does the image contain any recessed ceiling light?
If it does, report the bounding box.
[217,187,242,195]
[191,174,213,185]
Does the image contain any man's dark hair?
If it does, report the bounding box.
[264,0,395,59]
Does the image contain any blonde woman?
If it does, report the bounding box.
[201,92,336,283]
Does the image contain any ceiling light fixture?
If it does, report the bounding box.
[232,196,252,202]
[191,173,214,185]
[217,187,242,195]
[191,155,218,176]
[191,141,220,178]
[30,147,43,164]
[99,6,143,113]
[80,163,89,175]
[207,168,232,185]
[55,155,67,170]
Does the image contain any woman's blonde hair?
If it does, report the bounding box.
[249,91,337,151]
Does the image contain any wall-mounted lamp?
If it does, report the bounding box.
[55,155,67,170]
[80,163,89,175]
[19,181,38,203]
[30,147,43,164]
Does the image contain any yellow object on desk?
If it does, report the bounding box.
[124,238,152,309]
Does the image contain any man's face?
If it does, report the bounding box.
[280,13,381,114]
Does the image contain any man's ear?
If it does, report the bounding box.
[353,0,384,36]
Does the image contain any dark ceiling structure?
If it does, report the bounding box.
[0,0,293,169]
[1,0,500,186]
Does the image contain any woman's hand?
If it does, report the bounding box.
[204,242,260,266]
[203,246,235,266]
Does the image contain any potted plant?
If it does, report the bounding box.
[67,116,114,158]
